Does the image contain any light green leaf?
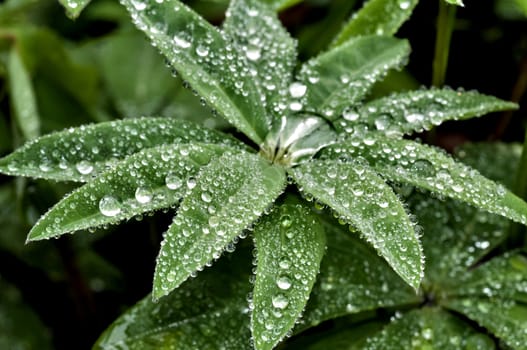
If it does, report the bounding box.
[153,152,286,300]
[322,136,527,226]
[298,36,410,121]
[291,159,424,290]
[0,117,243,182]
[336,88,518,136]
[223,0,297,121]
[445,299,527,350]
[7,46,40,140]
[58,0,91,19]
[332,0,419,47]
[252,202,326,350]
[444,0,464,6]
[354,308,494,349]
[95,246,253,350]
[514,0,527,15]
[27,143,237,241]
[443,253,527,303]
[121,0,270,144]
[299,213,420,330]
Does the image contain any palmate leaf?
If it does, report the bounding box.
[252,202,325,350]
[321,136,527,226]
[444,299,527,349]
[331,0,419,47]
[7,46,41,140]
[58,0,91,19]
[291,160,424,290]
[0,117,243,182]
[27,143,237,241]
[95,245,253,350]
[298,214,420,330]
[120,0,270,144]
[223,0,297,121]
[297,36,410,121]
[336,88,518,136]
[153,152,286,300]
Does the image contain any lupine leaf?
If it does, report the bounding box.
[291,159,423,290]
[95,245,253,350]
[223,0,296,121]
[331,0,419,47]
[298,213,420,330]
[444,299,527,349]
[252,202,326,350]
[0,117,243,182]
[7,46,40,140]
[321,136,527,226]
[353,308,494,349]
[297,36,410,121]
[153,152,286,300]
[120,0,270,144]
[58,0,91,19]
[27,143,238,241]
[336,89,518,137]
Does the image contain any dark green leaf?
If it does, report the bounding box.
[121,0,270,144]
[0,117,244,182]
[297,36,410,121]
[153,152,286,299]
[332,0,419,47]
[291,159,424,290]
[27,143,237,241]
[252,202,326,350]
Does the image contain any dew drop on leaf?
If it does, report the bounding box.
[135,187,153,204]
[99,195,122,217]
[165,173,183,190]
[75,160,94,175]
[271,294,289,309]
[276,276,292,290]
[289,82,307,98]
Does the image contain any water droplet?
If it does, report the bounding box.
[411,159,436,177]
[271,294,289,309]
[342,108,360,121]
[135,187,152,204]
[173,34,191,48]
[276,276,292,290]
[279,258,291,269]
[187,177,197,189]
[201,191,212,203]
[246,45,261,61]
[99,196,122,217]
[131,0,146,10]
[196,45,209,57]
[76,160,94,175]
[405,113,424,123]
[289,82,307,98]
[165,173,183,190]
[281,215,292,228]
[398,0,411,10]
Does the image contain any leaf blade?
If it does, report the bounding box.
[58,0,91,19]
[252,202,326,350]
[291,159,424,290]
[153,152,286,299]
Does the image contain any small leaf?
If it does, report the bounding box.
[58,0,91,19]
[299,213,420,330]
[297,36,410,121]
[0,117,243,182]
[7,46,40,140]
[322,136,527,226]
[291,159,424,290]
[336,88,518,136]
[332,0,419,47]
[223,0,297,121]
[120,0,270,144]
[252,202,326,350]
[444,299,527,349]
[153,152,285,299]
[27,143,236,241]
[95,246,253,349]
[444,0,465,7]
[354,308,494,349]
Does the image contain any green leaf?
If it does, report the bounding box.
[291,159,424,290]
[335,88,518,137]
[58,0,91,19]
[445,299,527,349]
[153,152,286,300]
[332,0,419,47]
[121,0,270,144]
[223,0,297,121]
[0,117,244,182]
[299,213,420,330]
[514,0,527,15]
[95,245,253,350]
[27,143,236,241]
[252,202,326,350]
[298,36,410,121]
[354,308,494,349]
[322,136,527,226]
[259,0,303,11]
[443,253,527,302]
[7,46,40,140]
[444,0,464,6]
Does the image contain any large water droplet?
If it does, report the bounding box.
[276,276,292,290]
[246,45,261,61]
[166,173,183,190]
[289,82,307,98]
[76,160,94,175]
[201,191,212,203]
[99,195,122,217]
[135,187,153,204]
[271,294,289,309]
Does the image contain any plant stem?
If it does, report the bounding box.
[432,1,457,87]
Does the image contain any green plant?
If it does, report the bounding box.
[1,0,527,349]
